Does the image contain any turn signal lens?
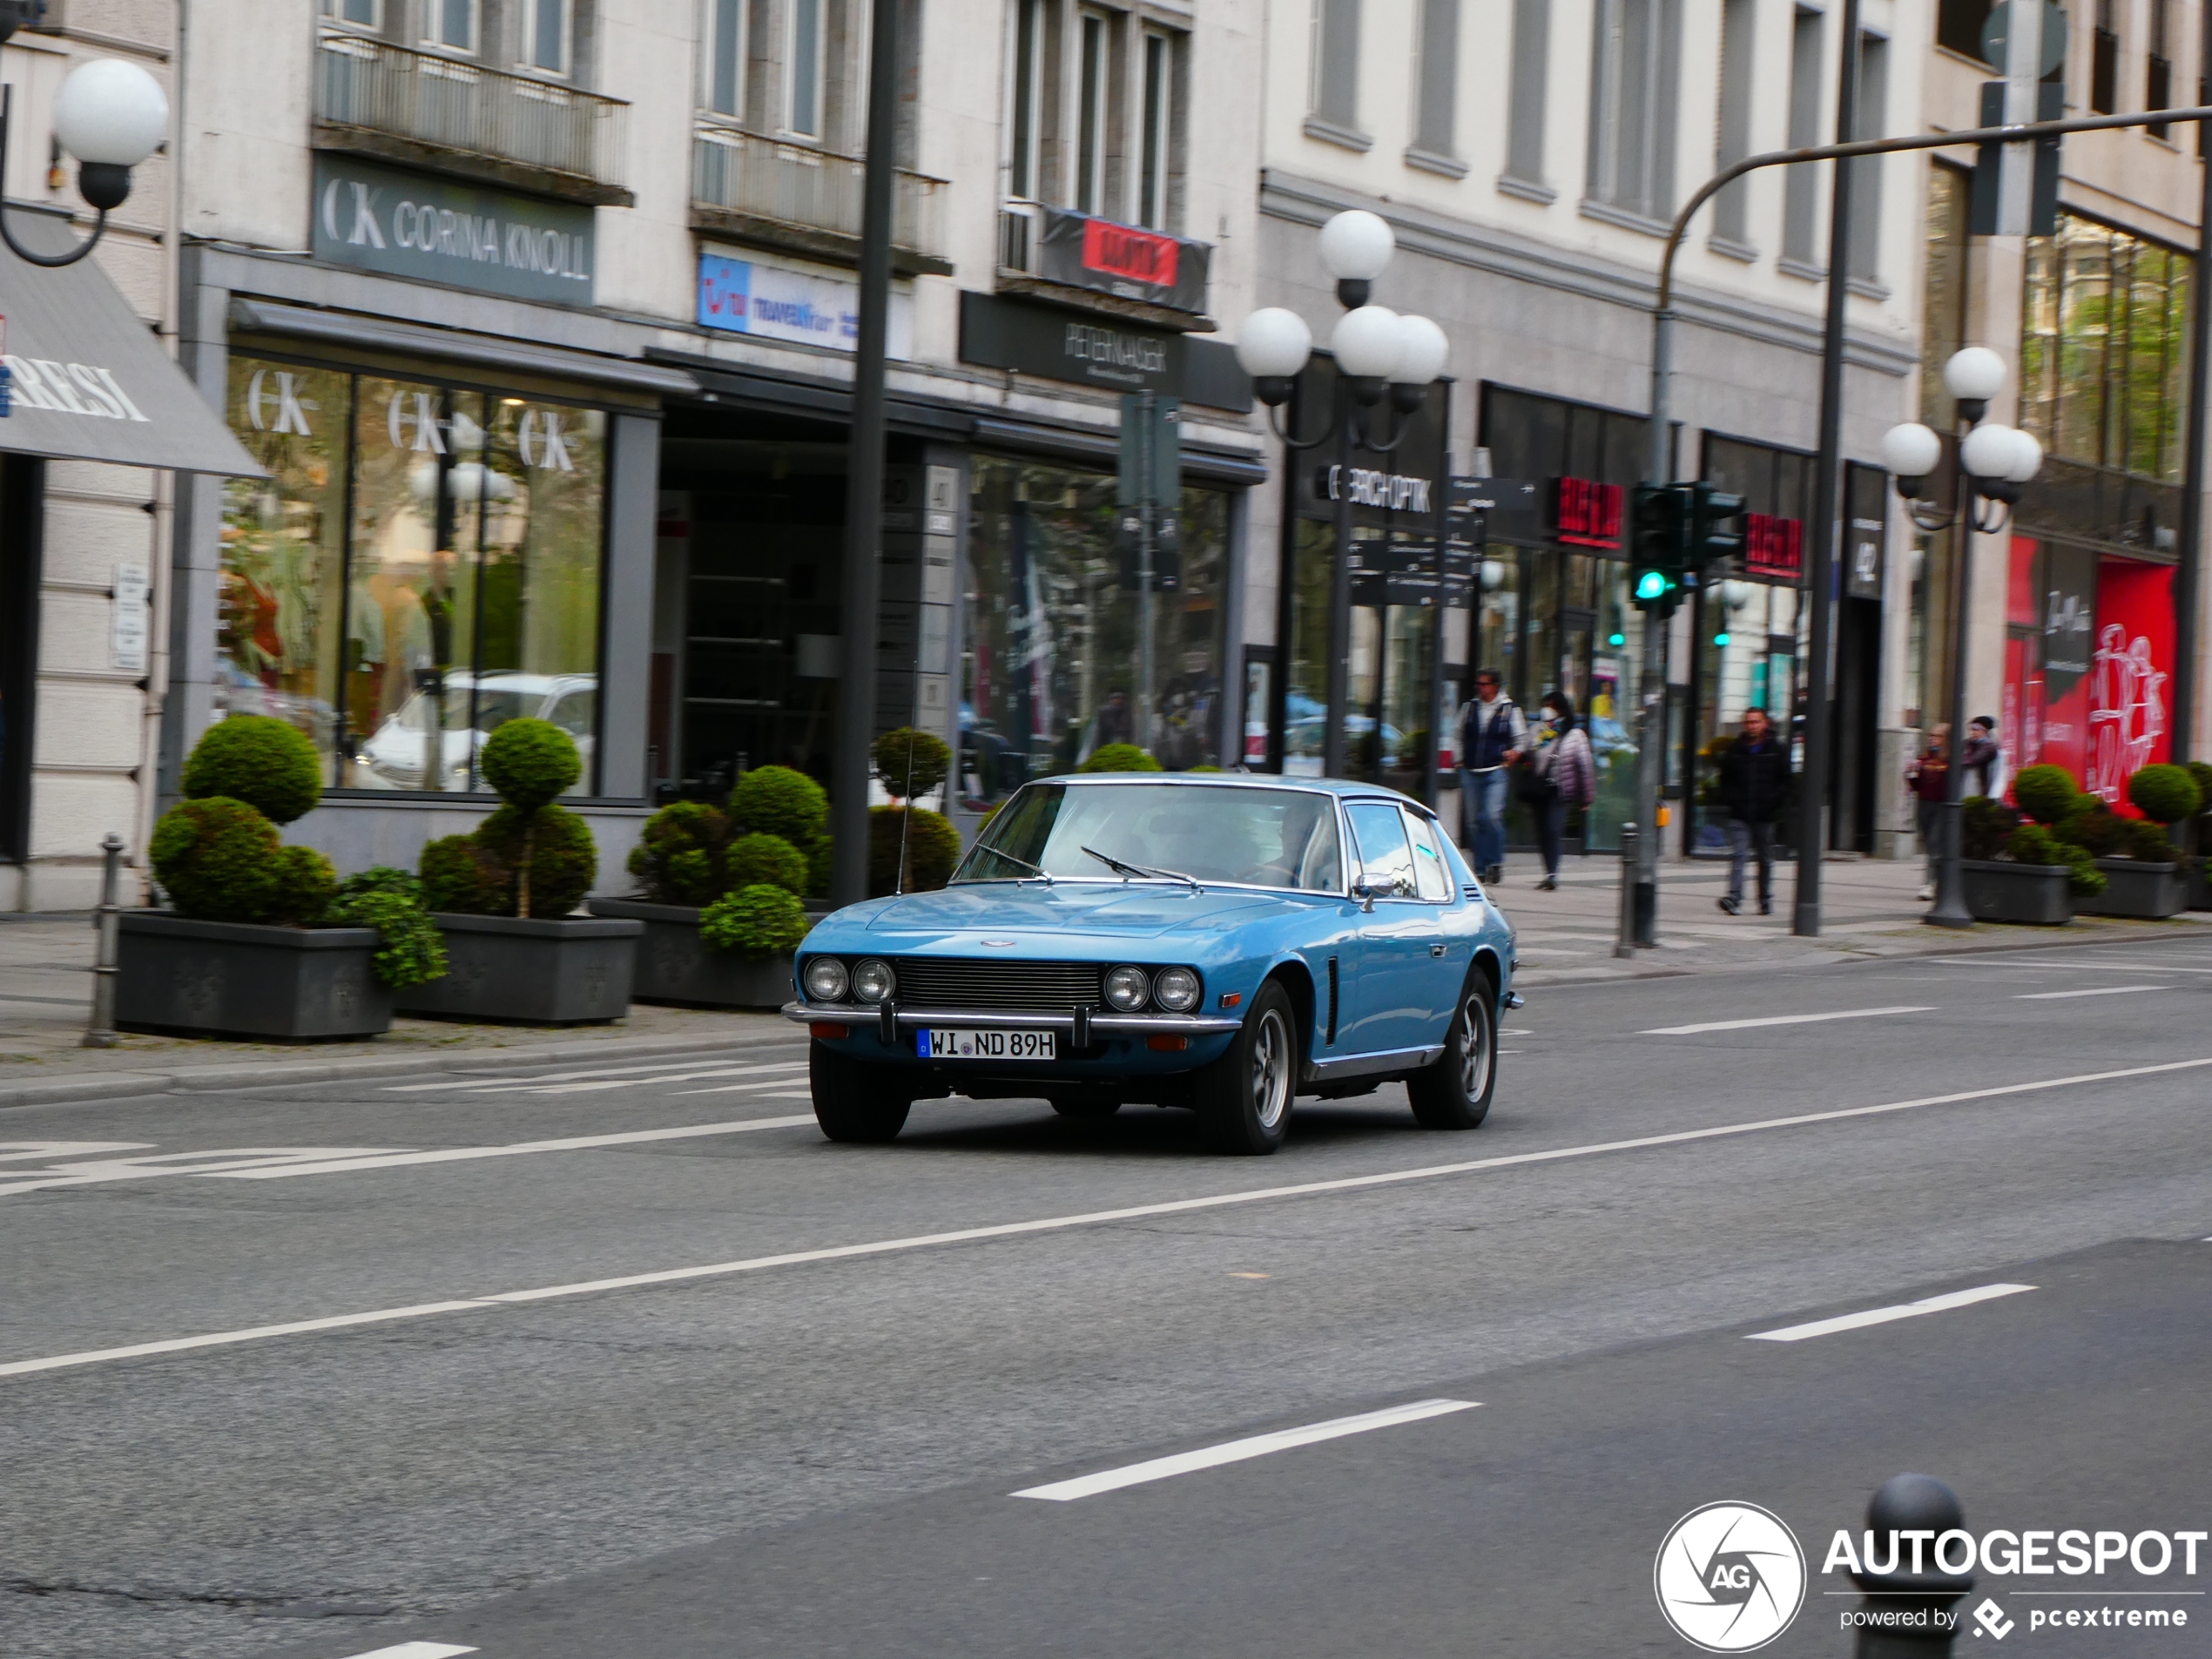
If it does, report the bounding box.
[803,957,849,1001]
[1103,965,1150,1012]
[851,959,897,1004]
[1152,967,1200,1012]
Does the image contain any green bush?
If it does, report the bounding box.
[420,805,597,918]
[699,884,813,957]
[628,800,733,906]
[324,867,448,989]
[420,833,502,915]
[730,764,828,843]
[726,831,807,895]
[152,797,335,924]
[181,715,324,826]
[873,727,952,801]
[2006,823,2060,867]
[2128,763,2203,826]
[1077,743,1161,773]
[2059,841,2107,898]
[2124,819,2180,863]
[2058,799,2128,858]
[480,718,581,812]
[2188,760,2212,802]
[869,805,961,894]
[1962,795,2022,862]
[804,832,833,899]
[2011,764,2080,826]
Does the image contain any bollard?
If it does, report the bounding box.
[1849,1473,1973,1656]
[81,832,125,1049]
[1615,823,1640,958]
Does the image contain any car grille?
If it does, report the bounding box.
[890,957,1105,1012]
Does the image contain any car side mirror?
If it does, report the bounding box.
[1351,873,1378,913]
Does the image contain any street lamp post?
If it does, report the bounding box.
[1234,212,1447,779]
[1881,347,2042,929]
[0,51,168,267]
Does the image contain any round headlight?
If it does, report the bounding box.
[803,957,848,1002]
[1103,965,1150,1012]
[851,959,897,1004]
[1152,967,1200,1013]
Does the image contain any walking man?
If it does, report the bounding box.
[1457,668,1527,885]
[1716,706,1790,916]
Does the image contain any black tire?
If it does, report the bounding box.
[1049,1090,1124,1119]
[1407,970,1498,1130]
[1191,979,1297,1156]
[810,1041,914,1143]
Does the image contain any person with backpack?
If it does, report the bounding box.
[1525,691,1596,891]
[1456,667,1526,885]
[1715,706,1791,916]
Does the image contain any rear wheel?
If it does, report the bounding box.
[1049,1089,1124,1119]
[1192,980,1296,1156]
[810,1042,914,1143]
[1407,971,1498,1130]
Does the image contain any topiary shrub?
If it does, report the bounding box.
[479,718,582,810]
[475,803,597,919]
[1078,743,1161,773]
[699,884,813,957]
[873,728,951,802]
[2123,819,2180,863]
[2059,842,2106,897]
[2006,823,2060,867]
[2011,764,2080,826]
[628,800,733,907]
[726,830,807,895]
[421,833,503,915]
[730,765,828,843]
[420,724,596,918]
[804,833,833,899]
[869,805,961,894]
[2128,763,2203,827]
[182,714,324,826]
[2058,798,2129,858]
[324,867,448,989]
[1962,795,2022,861]
[152,798,334,925]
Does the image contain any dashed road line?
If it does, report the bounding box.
[1640,1006,1934,1036]
[209,1115,819,1180]
[1747,1283,2035,1342]
[2015,985,2167,1000]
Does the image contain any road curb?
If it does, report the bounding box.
[0,1027,807,1113]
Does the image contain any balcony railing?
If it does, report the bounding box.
[315,33,631,203]
[691,132,951,274]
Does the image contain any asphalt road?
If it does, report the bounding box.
[5,934,2211,1658]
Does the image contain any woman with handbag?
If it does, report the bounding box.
[1524,691,1596,891]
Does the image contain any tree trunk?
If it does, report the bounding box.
[518,813,536,920]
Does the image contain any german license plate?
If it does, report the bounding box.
[921,1028,1056,1060]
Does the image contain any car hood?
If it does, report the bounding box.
[862,883,1289,940]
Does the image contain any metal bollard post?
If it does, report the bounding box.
[82,832,124,1049]
[1615,823,1640,958]
[1849,1473,1972,1656]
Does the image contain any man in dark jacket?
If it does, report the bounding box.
[1716,707,1791,916]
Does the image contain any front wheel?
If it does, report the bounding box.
[1407,974,1498,1130]
[810,1042,914,1143]
[1191,980,1297,1155]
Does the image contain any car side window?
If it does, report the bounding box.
[1294,806,1342,892]
[1401,808,1452,901]
[1345,801,1418,898]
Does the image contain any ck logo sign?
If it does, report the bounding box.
[387,391,447,454]
[244,369,316,436]
[517,408,574,472]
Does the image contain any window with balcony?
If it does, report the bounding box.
[1076,10,1110,214]
[1007,0,1043,199]
[1586,0,1682,226]
[787,0,825,137]
[322,0,382,28]
[424,0,477,53]
[709,0,748,118]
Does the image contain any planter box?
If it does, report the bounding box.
[395,914,642,1025]
[1960,860,2074,926]
[587,896,795,1008]
[116,912,392,1041]
[2187,859,2212,913]
[2079,859,2190,920]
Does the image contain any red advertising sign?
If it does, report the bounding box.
[1556,476,1622,548]
[1082,217,1181,290]
[1745,513,1804,581]
[2087,557,2175,811]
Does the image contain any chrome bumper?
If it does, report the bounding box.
[783,1001,1243,1039]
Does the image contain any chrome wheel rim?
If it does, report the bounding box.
[1459,995,1493,1102]
[1251,1008,1291,1130]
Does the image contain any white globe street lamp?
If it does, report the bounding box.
[1317,209,1395,307]
[0,54,168,266]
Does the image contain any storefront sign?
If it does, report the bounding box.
[1844,463,1886,600]
[1040,209,1211,315]
[312,154,595,306]
[697,248,914,358]
[1316,464,1433,513]
[959,290,1184,395]
[1746,513,1804,582]
[1555,476,1622,549]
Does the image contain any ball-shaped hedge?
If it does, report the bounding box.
[700,884,813,958]
[152,797,334,923]
[481,718,582,811]
[725,831,808,896]
[2006,823,2060,867]
[2010,763,2080,826]
[729,765,827,843]
[868,805,961,894]
[476,803,597,918]
[628,800,732,906]
[873,727,951,801]
[420,833,502,916]
[2127,762,2203,826]
[1077,743,1161,773]
[181,715,323,826]
[2188,760,2212,806]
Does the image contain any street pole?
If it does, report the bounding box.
[1324,378,1355,779]
[82,832,123,1049]
[1928,424,1977,928]
[2172,40,2212,761]
[1795,0,1861,938]
[1139,388,1157,753]
[1630,313,1673,948]
[829,0,900,907]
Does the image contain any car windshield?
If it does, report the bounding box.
[955,783,1344,892]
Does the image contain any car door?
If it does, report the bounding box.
[1399,804,1467,1034]
[1342,799,1441,1055]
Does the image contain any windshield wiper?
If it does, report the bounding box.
[980,846,1053,885]
[1081,845,1201,892]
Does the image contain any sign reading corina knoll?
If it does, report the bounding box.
[312,154,596,306]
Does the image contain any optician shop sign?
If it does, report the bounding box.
[312,154,595,305]
[697,247,914,359]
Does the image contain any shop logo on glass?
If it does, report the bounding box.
[1654,1501,1806,1652]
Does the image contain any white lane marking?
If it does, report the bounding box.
[208,1116,819,1180]
[0,1143,154,1163]
[334,1644,477,1659]
[1747,1283,2036,1343]
[470,1062,812,1096]
[1012,1398,1480,1501]
[677,1076,825,1096]
[382,1055,804,1093]
[1935,956,2212,975]
[0,1149,404,1199]
[5,1055,2207,1382]
[1640,1006,1935,1036]
[2015,985,2167,1001]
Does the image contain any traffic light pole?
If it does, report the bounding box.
[1626,319,1674,952]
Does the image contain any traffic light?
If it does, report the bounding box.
[1629,482,1689,613]
[1689,482,1747,574]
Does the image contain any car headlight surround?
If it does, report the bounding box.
[1103,964,1151,1012]
[1152,967,1201,1013]
[803,957,849,1002]
[850,958,897,1004]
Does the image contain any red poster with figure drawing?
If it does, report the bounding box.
[2087,558,2175,812]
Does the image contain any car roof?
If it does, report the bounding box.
[1025,772,1428,806]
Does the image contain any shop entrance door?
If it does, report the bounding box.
[1829,595,1881,852]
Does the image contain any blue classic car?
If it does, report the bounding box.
[785,774,1518,1155]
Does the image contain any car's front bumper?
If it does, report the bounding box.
[783,1001,1243,1041]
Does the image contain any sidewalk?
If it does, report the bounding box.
[1488,847,2212,987]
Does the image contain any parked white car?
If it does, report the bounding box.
[355,671,597,792]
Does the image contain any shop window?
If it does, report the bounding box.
[220,355,607,797]
[1586,0,1682,224]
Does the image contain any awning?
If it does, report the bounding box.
[0,213,262,475]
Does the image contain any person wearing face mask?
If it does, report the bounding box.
[1525,691,1596,891]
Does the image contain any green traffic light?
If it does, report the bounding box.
[1634,570,1669,601]
[1608,631,1626,646]
[1714,631,1730,646]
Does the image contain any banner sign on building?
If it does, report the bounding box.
[1040,209,1211,315]
[697,248,914,358]
[1745,513,1805,582]
[2087,556,2175,807]
[1555,476,1622,549]
[312,154,595,305]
